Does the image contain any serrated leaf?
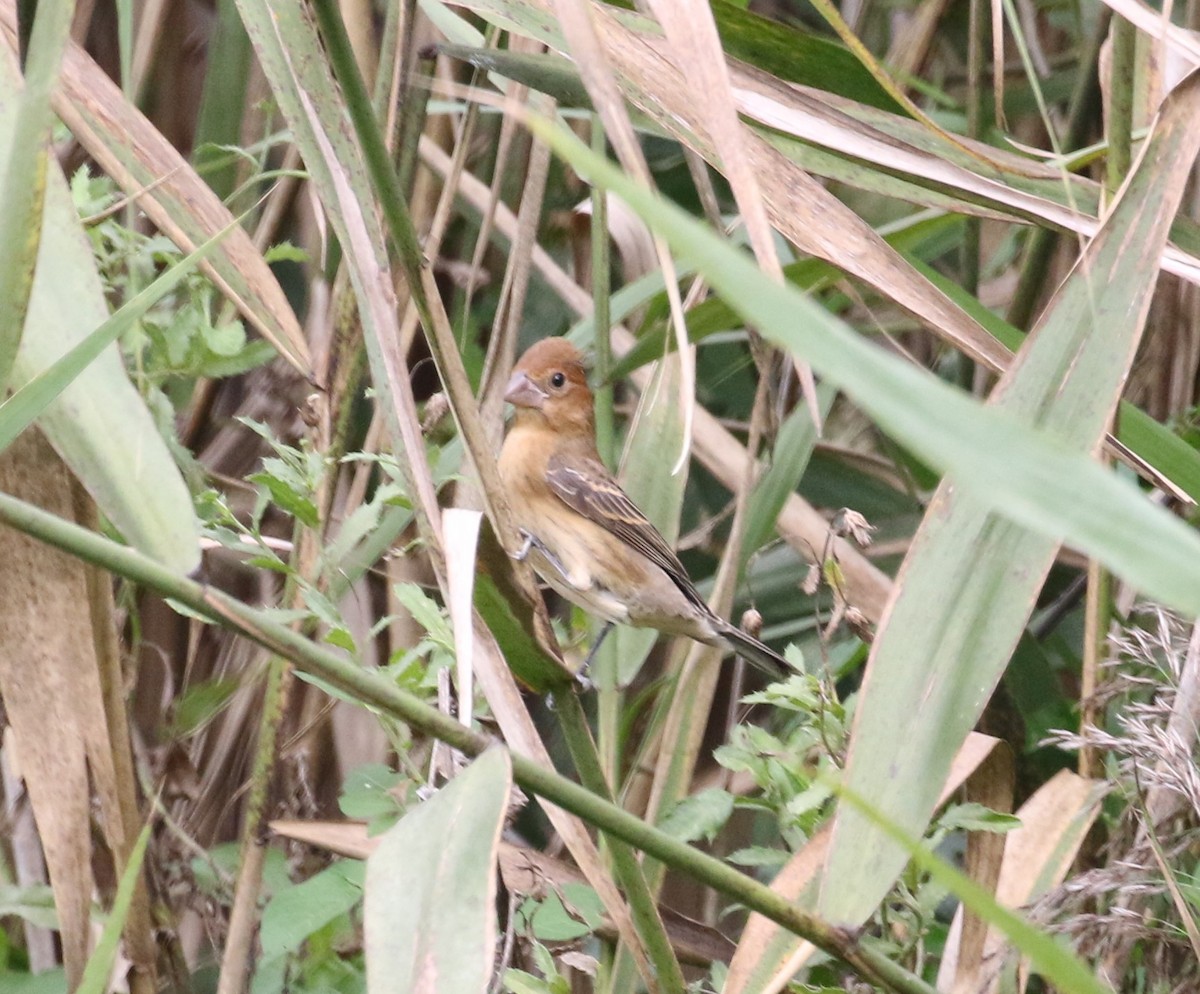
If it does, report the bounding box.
[657,788,735,844]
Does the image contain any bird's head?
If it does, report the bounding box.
[505,339,594,436]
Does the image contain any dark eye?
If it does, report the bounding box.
[549,371,566,389]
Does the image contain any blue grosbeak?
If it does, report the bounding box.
[497,337,788,678]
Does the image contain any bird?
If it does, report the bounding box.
[497,337,790,679]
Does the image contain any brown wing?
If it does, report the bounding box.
[545,453,707,611]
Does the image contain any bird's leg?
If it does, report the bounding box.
[579,622,615,681]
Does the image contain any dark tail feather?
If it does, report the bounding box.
[715,622,791,680]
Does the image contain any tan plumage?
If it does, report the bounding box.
[497,337,788,678]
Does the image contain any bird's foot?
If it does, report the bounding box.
[513,529,571,580]
[513,529,534,561]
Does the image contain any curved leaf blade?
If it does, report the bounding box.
[365,748,512,994]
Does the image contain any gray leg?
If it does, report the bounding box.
[579,622,615,680]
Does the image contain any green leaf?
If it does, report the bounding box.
[391,582,453,648]
[0,47,200,574]
[705,0,900,112]
[202,320,246,357]
[0,883,58,929]
[76,823,152,994]
[365,748,512,994]
[168,677,241,738]
[741,384,835,569]
[259,861,365,961]
[611,355,688,685]
[938,803,1022,834]
[727,846,788,870]
[657,788,735,843]
[834,782,1115,994]
[251,474,319,528]
[338,763,406,822]
[526,103,1200,620]
[520,884,603,942]
[263,240,308,264]
[0,0,73,393]
[820,75,1200,927]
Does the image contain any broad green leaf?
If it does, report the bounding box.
[0,0,71,393]
[0,215,243,453]
[819,75,1200,926]
[0,43,200,573]
[365,748,511,994]
[704,0,900,111]
[260,861,365,960]
[657,788,735,843]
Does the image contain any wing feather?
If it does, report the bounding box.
[545,454,706,609]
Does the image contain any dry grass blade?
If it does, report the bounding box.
[550,0,696,471]
[0,434,134,986]
[1097,0,1200,69]
[452,0,1011,368]
[0,1,312,376]
[643,0,820,427]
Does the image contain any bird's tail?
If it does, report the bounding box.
[714,621,792,680]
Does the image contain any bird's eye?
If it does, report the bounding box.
[550,371,566,389]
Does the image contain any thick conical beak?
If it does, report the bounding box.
[504,370,547,409]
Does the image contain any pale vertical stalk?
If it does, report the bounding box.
[83,512,157,994]
[591,115,615,467]
[1080,557,1111,779]
[215,656,293,994]
[1106,17,1137,196]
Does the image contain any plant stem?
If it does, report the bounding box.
[0,491,936,994]
[1106,16,1137,195]
[556,689,686,993]
[1006,10,1108,330]
[215,656,292,994]
[590,114,615,469]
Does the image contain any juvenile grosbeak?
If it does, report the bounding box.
[497,337,788,678]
